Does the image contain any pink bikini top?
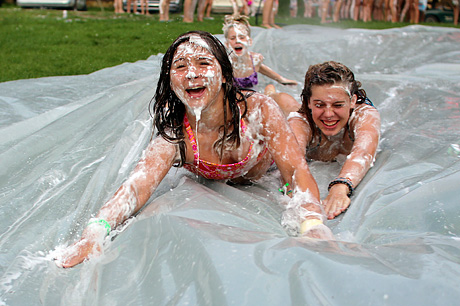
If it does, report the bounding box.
[182,114,268,180]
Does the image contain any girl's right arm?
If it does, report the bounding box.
[258,64,298,86]
[58,136,177,268]
[253,53,298,86]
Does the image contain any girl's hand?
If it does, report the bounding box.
[323,184,351,219]
[59,239,100,268]
[55,226,108,268]
[279,78,298,86]
[55,137,176,268]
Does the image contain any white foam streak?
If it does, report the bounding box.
[330,84,352,98]
[186,70,197,79]
[194,107,203,166]
[188,35,210,51]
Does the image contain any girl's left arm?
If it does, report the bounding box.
[324,105,381,219]
[257,95,333,239]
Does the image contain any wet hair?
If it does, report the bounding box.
[150,30,247,167]
[299,61,367,140]
[222,14,251,38]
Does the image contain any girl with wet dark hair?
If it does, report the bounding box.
[152,30,243,167]
[57,31,333,268]
[290,61,381,220]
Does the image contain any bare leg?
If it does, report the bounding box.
[290,0,298,17]
[197,0,206,21]
[353,0,360,20]
[321,0,330,23]
[160,0,170,20]
[304,0,313,17]
[243,0,250,15]
[333,0,343,21]
[363,0,373,21]
[265,85,301,117]
[454,5,459,25]
[205,0,213,17]
[146,0,151,14]
[183,0,194,22]
[230,0,239,15]
[399,0,409,21]
[340,0,348,18]
[270,0,281,27]
[114,0,123,13]
[262,0,274,28]
[390,0,398,22]
[384,0,390,20]
[409,0,419,23]
[141,0,149,14]
[372,0,382,20]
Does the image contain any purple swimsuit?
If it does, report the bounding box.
[233,55,258,88]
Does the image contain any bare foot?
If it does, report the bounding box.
[264,84,276,96]
[261,23,272,29]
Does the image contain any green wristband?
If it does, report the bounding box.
[279,183,293,195]
[87,218,111,236]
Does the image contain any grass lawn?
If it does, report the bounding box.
[1,4,458,83]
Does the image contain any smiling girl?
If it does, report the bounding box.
[289,61,381,220]
[57,31,333,268]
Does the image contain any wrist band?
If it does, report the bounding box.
[278,183,293,195]
[328,177,354,197]
[300,218,323,234]
[87,218,111,236]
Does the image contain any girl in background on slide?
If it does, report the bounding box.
[287,61,380,219]
[56,31,333,268]
[222,15,300,116]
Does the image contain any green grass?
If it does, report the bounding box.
[1,4,458,82]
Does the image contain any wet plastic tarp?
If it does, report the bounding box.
[1,25,460,305]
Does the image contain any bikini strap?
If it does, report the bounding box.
[240,116,247,135]
[346,123,355,142]
[184,112,247,164]
[183,114,200,165]
[307,128,321,153]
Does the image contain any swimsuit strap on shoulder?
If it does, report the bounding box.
[307,128,321,153]
[240,115,247,135]
[183,114,200,164]
[346,123,355,142]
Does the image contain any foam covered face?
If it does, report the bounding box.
[226,25,251,57]
[308,84,357,137]
[170,39,225,111]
